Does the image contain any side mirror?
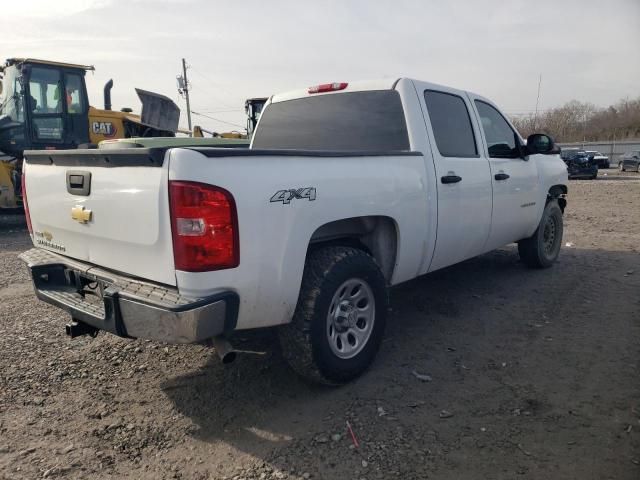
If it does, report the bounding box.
[526,133,558,155]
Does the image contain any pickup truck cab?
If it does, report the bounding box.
[20,78,568,384]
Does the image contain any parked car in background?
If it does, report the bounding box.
[585,150,610,169]
[618,151,640,172]
[561,149,598,179]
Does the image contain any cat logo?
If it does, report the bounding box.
[92,121,116,137]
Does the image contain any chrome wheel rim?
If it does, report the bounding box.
[326,278,375,359]
[543,214,558,255]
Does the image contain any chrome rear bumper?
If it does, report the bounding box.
[19,248,238,343]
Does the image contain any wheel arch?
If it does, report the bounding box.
[307,216,399,283]
[548,184,567,212]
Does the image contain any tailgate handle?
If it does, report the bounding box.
[66,171,91,196]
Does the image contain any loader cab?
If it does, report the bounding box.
[0,58,92,157]
[245,97,268,136]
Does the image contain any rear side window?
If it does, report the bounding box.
[424,90,478,157]
[252,90,410,151]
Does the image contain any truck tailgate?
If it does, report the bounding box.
[23,149,176,286]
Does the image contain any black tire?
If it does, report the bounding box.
[278,246,388,385]
[518,200,564,269]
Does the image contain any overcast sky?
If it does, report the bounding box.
[3,0,639,132]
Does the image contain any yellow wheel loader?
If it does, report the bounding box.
[0,58,181,211]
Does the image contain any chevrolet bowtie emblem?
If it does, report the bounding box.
[71,205,92,224]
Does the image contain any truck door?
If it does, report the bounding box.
[469,97,539,250]
[419,87,493,272]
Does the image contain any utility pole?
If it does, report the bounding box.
[179,58,192,135]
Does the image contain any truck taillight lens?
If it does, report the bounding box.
[21,170,33,234]
[169,181,239,272]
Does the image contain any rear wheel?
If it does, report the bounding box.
[279,246,388,385]
[518,200,564,269]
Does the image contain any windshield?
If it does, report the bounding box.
[0,65,24,123]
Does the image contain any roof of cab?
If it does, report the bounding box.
[270,78,400,104]
[4,58,95,71]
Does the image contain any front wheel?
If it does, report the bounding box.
[518,200,564,268]
[279,246,388,385]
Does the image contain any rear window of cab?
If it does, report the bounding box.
[251,90,410,152]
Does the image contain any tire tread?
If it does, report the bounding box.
[278,246,386,385]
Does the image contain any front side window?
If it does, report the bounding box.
[424,90,477,158]
[475,100,520,158]
[0,67,24,123]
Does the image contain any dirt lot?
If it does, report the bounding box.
[1,171,639,480]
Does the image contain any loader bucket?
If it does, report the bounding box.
[135,88,180,133]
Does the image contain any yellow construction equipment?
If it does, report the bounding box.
[0,57,181,210]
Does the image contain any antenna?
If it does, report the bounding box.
[533,74,542,130]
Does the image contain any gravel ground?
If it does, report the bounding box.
[1,170,639,480]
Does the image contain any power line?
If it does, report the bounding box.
[191,110,245,129]
[196,109,244,114]
[190,66,238,100]
[188,80,238,111]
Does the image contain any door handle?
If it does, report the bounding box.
[494,173,510,181]
[441,175,462,184]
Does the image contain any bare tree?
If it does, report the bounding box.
[511,96,640,142]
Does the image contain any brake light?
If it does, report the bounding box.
[21,170,32,234]
[169,181,239,272]
[308,82,348,94]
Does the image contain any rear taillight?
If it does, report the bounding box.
[169,181,239,272]
[21,170,32,234]
[308,82,348,94]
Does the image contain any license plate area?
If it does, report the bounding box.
[31,264,109,320]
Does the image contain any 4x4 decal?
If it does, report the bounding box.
[270,187,316,205]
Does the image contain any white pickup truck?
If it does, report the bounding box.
[20,78,568,384]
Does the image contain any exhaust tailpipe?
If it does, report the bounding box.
[208,336,237,364]
[103,79,114,111]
